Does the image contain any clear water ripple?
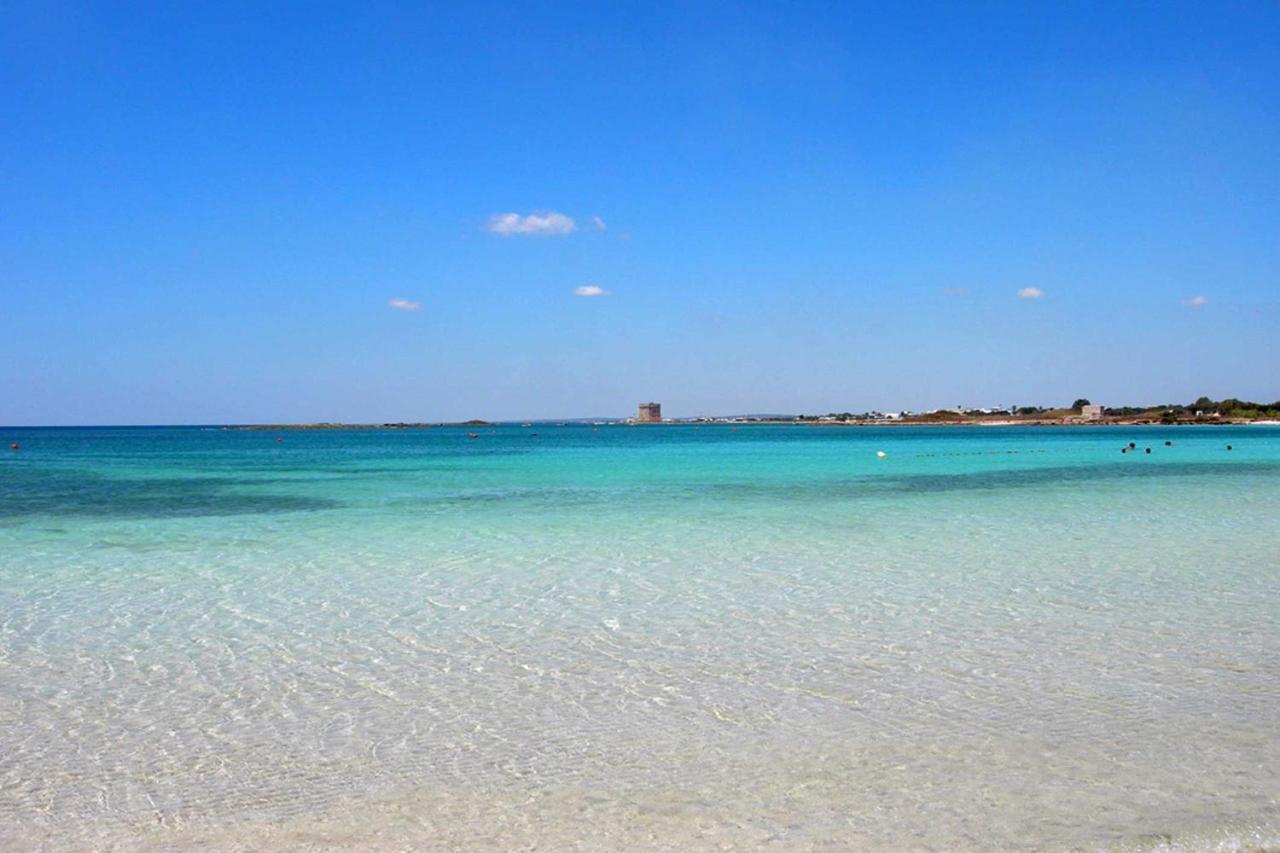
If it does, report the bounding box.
[0,424,1276,849]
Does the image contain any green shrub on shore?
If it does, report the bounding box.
[1185,397,1280,418]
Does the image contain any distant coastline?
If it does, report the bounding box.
[219,396,1280,431]
[228,421,491,431]
[223,416,1277,431]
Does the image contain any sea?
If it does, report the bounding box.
[1,424,1277,850]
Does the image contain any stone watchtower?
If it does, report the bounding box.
[636,402,662,423]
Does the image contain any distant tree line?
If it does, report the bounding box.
[1104,397,1280,419]
[802,396,1280,422]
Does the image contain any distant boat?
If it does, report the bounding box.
[467,433,479,439]
[521,423,532,428]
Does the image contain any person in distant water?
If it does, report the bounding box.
[1227,444,1233,451]
[1128,442,1136,449]
[1145,448,1151,454]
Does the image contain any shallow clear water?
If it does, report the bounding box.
[1,424,1277,850]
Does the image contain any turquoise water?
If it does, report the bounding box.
[1,424,1278,849]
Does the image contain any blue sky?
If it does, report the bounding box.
[2,1,1277,424]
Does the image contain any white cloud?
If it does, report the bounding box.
[1183,295,1208,307]
[591,216,607,230]
[574,285,607,297]
[487,211,576,236]
[388,298,421,311]
[1017,287,1044,300]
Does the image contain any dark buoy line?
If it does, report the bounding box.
[1117,439,1241,456]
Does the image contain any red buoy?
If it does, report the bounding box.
[8,443,17,450]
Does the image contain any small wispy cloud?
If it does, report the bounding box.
[388,298,421,311]
[942,286,971,296]
[574,285,608,297]
[487,211,576,236]
[590,216,607,231]
[1183,295,1208,307]
[693,311,729,328]
[1017,287,1044,300]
